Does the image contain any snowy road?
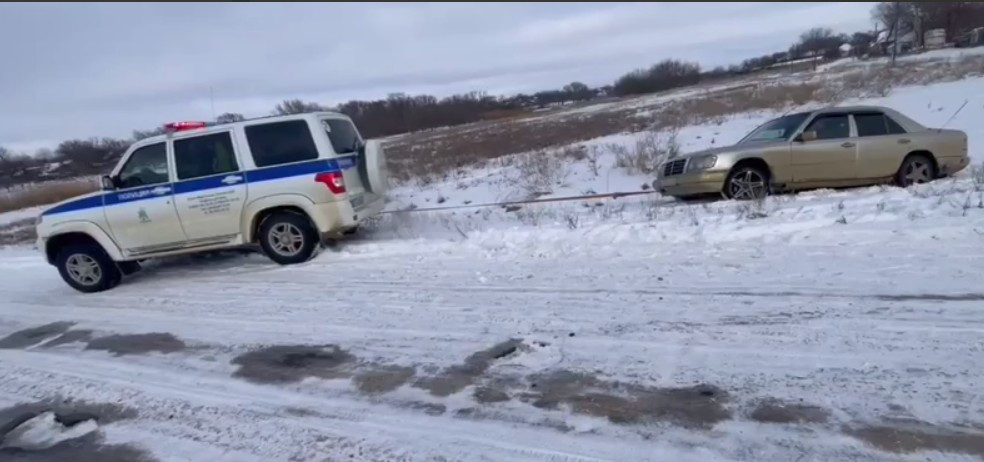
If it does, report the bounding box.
[2,185,984,461]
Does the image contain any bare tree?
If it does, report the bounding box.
[613,59,701,96]
[274,99,324,115]
[132,127,167,141]
[850,31,877,58]
[216,112,246,124]
[872,2,917,62]
[35,148,57,161]
[792,28,847,69]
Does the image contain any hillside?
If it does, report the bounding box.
[382,49,984,214]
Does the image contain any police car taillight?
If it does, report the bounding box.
[315,172,346,194]
[164,121,208,133]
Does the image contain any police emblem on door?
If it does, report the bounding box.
[138,208,151,223]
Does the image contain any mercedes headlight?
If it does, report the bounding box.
[686,155,717,172]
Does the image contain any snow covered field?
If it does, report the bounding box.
[386,74,984,211]
[2,176,984,461]
[3,53,984,461]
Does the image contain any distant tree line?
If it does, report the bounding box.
[3,1,983,187]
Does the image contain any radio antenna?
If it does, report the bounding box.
[937,100,967,133]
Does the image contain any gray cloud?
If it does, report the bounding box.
[0,2,875,151]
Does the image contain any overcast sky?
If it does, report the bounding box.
[0,2,876,152]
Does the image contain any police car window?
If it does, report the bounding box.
[322,119,361,154]
[118,143,168,189]
[174,132,238,180]
[245,121,319,167]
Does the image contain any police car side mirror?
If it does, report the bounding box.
[101,175,117,191]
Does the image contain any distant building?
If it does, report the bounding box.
[875,30,916,55]
[924,29,947,49]
[839,43,853,57]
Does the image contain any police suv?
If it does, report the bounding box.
[36,112,387,293]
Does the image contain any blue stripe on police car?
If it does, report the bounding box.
[41,156,358,217]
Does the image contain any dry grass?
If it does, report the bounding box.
[0,218,36,246]
[512,148,573,197]
[972,162,984,192]
[609,130,681,175]
[382,54,984,184]
[0,179,99,215]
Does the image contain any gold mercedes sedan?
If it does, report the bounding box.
[657,106,970,200]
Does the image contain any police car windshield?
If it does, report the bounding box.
[322,118,362,155]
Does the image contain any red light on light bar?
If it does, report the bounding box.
[164,121,208,132]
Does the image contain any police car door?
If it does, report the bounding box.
[103,142,187,255]
[171,130,247,243]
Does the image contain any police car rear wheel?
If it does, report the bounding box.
[56,244,122,293]
[259,213,318,265]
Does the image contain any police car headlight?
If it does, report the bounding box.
[686,155,717,172]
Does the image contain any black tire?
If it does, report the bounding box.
[55,243,122,293]
[258,212,319,265]
[724,165,769,200]
[896,154,937,187]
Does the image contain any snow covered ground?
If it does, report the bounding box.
[1,176,984,461]
[2,53,984,462]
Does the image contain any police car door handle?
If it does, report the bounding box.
[221,175,244,185]
[151,186,171,195]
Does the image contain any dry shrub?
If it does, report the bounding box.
[585,148,602,177]
[0,218,36,245]
[0,179,99,214]
[613,131,681,175]
[513,149,572,196]
[972,162,984,192]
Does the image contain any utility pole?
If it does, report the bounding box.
[891,2,900,65]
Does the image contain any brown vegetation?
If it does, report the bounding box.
[0,179,98,215]
[385,55,984,183]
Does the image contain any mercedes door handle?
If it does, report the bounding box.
[841,142,856,148]
[898,138,911,144]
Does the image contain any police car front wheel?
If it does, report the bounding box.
[259,212,318,265]
[55,244,122,293]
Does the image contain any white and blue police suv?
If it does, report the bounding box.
[36,112,388,292]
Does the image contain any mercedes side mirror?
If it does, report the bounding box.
[795,131,818,142]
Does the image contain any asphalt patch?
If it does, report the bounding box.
[0,440,157,462]
[0,322,75,349]
[519,370,730,429]
[353,366,415,395]
[473,387,510,403]
[749,399,830,425]
[85,333,186,356]
[231,345,356,384]
[847,420,984,457]
[40,330,94,348]
[0,399,152,462]
[413,339,523,397]
[405,402,446,416]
